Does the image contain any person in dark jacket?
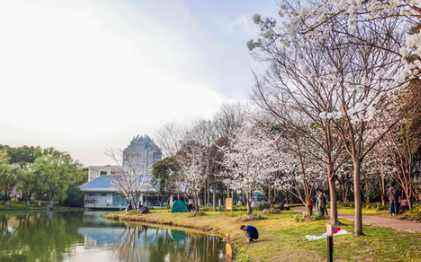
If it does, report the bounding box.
[240,225,259,243]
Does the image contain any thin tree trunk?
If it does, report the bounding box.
[326,162,338,225]
[212,189,216,210]
[306,197,313,216]
[246,192,252,215]
[380,175,386,207]
[353,159,363,236]
[328,175,338,225]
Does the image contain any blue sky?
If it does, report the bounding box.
[124,0,278,98]
[0,0,278,164]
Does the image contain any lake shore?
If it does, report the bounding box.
[105,209,421,261]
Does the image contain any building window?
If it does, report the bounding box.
[100,171,107,176]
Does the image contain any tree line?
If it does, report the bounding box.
[0,145,87,207]
[151,0,420,236]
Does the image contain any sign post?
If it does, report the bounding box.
[326,224,334,262]
[225,197,233,211]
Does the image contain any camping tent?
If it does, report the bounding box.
[171,200,188,213]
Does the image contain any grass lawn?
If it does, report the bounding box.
[106,209,421,261]
[337,207,387,216]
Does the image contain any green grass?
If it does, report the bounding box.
[106,209,421,261]
[337,207,386,216]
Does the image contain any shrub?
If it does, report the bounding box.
[257,202,270,210]
[293,214,305,223]
[400,204,421,222]
[235,247,251,262]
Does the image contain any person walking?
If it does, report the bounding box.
[387,185,397,216]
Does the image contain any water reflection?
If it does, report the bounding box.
[0,211,225,262]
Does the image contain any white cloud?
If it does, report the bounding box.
[0,0,226,164]
[229,15,258,37]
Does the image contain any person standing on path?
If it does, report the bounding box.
[316,190,327,217]
[387,185,397,216]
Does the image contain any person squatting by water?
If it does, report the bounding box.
[240,225,259,243]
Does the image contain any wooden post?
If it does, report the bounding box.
[326,224,334,262]
[225,234,233,262]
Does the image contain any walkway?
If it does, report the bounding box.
[339,214,421,233]
[293,207,421,233]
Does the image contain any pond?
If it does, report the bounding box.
[0,211,226,262]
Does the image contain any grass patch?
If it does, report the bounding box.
[105,209,421,261]
[338,207,386,216]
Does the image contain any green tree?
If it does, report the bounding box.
[32,151,80,205]
[151,156,180,206]
[62,167,87,207]
[16,164,37,203]
[0,150,18,202]
[8,146,43,165]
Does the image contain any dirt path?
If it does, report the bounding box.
[293,207,421,233]
[338,214,421,233]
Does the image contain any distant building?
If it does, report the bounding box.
[87,165,123,182]
[80,135,162,209]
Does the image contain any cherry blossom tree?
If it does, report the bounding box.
[108,150,151,210]
[252,47,346,225]
[220,122,289,216]
[270,0,420,82]
[373,115,419,209]
[176,141,208,214]
[249,0,412,234]
[279,132,325,216]
[154,122,188,157]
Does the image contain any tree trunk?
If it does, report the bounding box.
[353,158,363,236]
[306,197,313,216]
[364,173,370,205]
[194,192,200,215]
[212,190,216,210]
[328,175,338,225]
[380,175,386,207]
[246,192,252,215]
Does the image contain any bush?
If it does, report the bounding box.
[293,214,304,223]
[311,214,325,221]
[235,247,251,262]
[339,202,354,208]
[400,204,421,222]
[257,202,271,210]
[61,185,84,207]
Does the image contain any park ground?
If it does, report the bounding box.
[106,207,421,262]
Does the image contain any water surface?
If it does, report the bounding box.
[0,211,225,262]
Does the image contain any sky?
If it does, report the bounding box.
[0,0,277,165]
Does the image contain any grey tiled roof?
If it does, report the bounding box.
[79,176,119,192]
[79,175,157,193]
